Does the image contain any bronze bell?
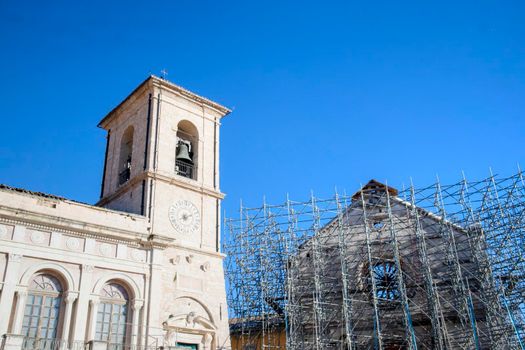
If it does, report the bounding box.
[176,142,193,163]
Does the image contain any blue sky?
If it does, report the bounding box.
[0,1,523,217]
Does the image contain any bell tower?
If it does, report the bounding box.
[96,76,232,348]
[97,75,230,246]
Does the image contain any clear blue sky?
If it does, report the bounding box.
[0,1,523,216]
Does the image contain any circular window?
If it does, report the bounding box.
[372,221,385,230]
[371,261,400,301]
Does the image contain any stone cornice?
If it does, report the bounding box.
[98,75,231,129]
[96,170,225,208]
[151,171,225,199]
[168,242,226,259]
[154,94,223,125]
[96,173,145,207]
[98,77,152,129]
[150,75,231,116]
[0,205,150,246]
[0,240,153,272]
[142,234,173,249]
[0,185,146,221]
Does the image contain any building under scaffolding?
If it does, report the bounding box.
[224,171,525,349]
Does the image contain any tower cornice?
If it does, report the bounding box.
[98,75,231,130]
[96,170,225,208]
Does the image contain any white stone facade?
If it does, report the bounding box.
[0,76,231,350]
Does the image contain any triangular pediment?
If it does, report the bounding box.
[351,179,399,200]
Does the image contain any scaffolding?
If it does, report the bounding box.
[224,170,525,349]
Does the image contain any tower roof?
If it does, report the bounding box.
[98,75,232,128]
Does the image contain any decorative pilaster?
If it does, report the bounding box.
[11,289,28,334]
[88,298,100,341]
[130,300,144,347]
[203,333,213,350]
[0,253,23,335]
[71,264,94,343]
[61,292,78,349]
[87,296,106,350]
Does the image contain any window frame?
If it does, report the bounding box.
[95,283,130,348]
[21,274,63,341]
[371,260,401,303]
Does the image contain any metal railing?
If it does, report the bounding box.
[20,340,141,350]
[175,160,194,180]
[119,168,131,185]
[70,342,88,350]
[105,344,129,350]
[21,338,65,350]
[12,340,229,350]
[89,343,163,350]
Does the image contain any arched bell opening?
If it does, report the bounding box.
[175,120,198,180]
[118,126,134,185]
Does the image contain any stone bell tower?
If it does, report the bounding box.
[97,75,231,348]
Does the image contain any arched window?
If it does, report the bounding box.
[95,283,129,348]
[175,121,198,180]
[119,126,134,185]
[22,274,63,341]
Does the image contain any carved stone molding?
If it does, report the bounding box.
[99,243,112,256]
[185,311,196,325]
[131,299,144,311]
[169,255,181,265]
[186,255,194,264]
[0,225,7,239]
[162,298,217,348]
[89,298,100,307]
[66,237,81,251]
[201,261,211,272]
[15,289,28,298]
[9,253,22,262]
[82,264,95,273]
[30,230,46,244]
[203,333,213,345]
[64,292,78,304]
[131,248,145,262]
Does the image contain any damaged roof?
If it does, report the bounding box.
[0,184,83,204]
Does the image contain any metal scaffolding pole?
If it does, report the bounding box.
[224,170,525,350]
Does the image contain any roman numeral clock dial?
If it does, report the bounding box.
[168,200,201,235]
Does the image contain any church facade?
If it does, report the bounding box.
[0,76,231,350]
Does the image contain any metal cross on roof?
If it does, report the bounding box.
[161,69,168,79]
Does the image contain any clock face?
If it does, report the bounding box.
[168,200,201,235]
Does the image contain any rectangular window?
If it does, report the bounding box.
[96,302,128,346]
[22,295,61,340]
